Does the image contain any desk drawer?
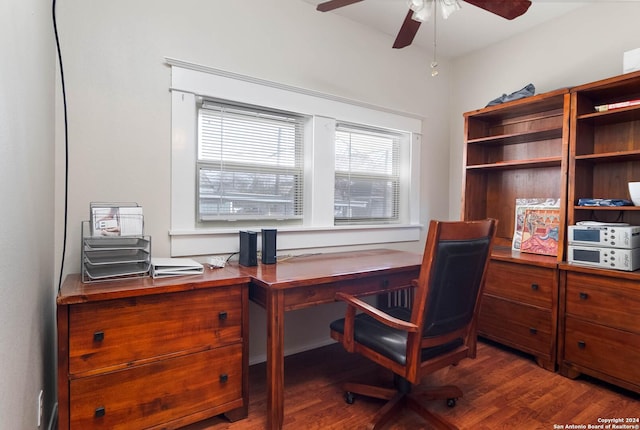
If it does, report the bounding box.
[68,286,242,375]
[281,270,418,311]
[484,261,554,308]
[565,272,640,333]
[478,295,552,356]
[564,317,640,386]
[69,345,243,430]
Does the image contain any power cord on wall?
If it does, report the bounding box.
[52,0,69,294]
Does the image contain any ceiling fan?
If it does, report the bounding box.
[316,0,532,49]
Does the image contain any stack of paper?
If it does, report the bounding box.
[151,258,204,278]
[90,202,144,237]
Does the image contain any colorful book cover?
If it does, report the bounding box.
[519,208,561,256]
[512,198,560,252]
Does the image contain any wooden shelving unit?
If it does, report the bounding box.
[462,72,640,392]
[462,88,570,371]
[559,70,640,394]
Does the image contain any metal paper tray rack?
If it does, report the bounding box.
[81,221,151,283]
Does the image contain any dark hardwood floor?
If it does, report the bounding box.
[185,340,639,430]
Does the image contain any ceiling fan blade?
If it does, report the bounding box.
[462,0,531,20]
[393,9,422,49]
[316,0,364,12]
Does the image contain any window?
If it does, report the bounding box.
[197,100,305,222]
[168,59,422,256]
[334,123,400,224]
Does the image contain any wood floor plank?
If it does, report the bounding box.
[182,340,639,430]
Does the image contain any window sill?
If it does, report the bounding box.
[169,224,422,256]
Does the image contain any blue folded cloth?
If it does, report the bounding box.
[577,198,633,206]
[486,83,535,107]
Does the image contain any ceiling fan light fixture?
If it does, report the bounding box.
[413,7,432,22]
[408,0,431,22]
[408,0,424,8]
[409,0,460,22]
[439,0,461,19]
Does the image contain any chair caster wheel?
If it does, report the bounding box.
[344,391,355,404]
[447,398,456,408]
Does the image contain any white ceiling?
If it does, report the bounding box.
[302,0,589,58]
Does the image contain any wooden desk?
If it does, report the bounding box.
[57,249,421,430]
[238,249,422,430]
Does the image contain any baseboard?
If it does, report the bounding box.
[248,338,337,366]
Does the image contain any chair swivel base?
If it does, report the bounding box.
[343,381,462,430]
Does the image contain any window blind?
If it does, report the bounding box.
[197,100,305,221]
[334,123,400,224]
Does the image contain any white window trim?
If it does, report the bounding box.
[167,57,423,256]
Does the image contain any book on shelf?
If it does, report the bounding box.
[512,198,560,254]
[518,207,560,256]
[594,99,640,112]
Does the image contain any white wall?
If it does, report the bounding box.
[54,0,452,363]
[0,1,56,428]
[54,0,451,272]
[448,2,640,218]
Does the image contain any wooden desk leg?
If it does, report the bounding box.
[266,289,285,430]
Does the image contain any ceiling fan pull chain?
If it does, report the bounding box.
[431,0,438,76]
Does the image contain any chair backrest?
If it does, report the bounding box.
[410,219,497,348]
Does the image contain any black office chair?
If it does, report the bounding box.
[330,219,497,430]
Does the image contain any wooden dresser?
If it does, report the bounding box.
[57,268,250,430]
[559,265,640,393]
[478,251,559,371]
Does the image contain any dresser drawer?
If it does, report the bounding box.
[565,272,640,333]
[564,317,640,386]
[478,295,552,356]
[69,344,243,430]
[484,261,554,308]
[68,286,242,375]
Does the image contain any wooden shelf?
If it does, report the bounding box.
[568,71,640,228]
[467,127,563,146]
[574,149,640,163]
[466,156,563,171]
[577,104,640,125]
[464,88,569,121]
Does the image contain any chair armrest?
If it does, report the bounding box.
[335,292,419,332]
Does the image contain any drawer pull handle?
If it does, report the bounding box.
[94,406,106,418]
[579,292,589,300]
[529,327,537,335]
[531,283,539,291]
[577,341,586,349]
[93,331,104,342]
[219,373,229,383]
[219,311,228,320]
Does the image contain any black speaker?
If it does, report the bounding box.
[239,230,257,267]
[261,229,277,264]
